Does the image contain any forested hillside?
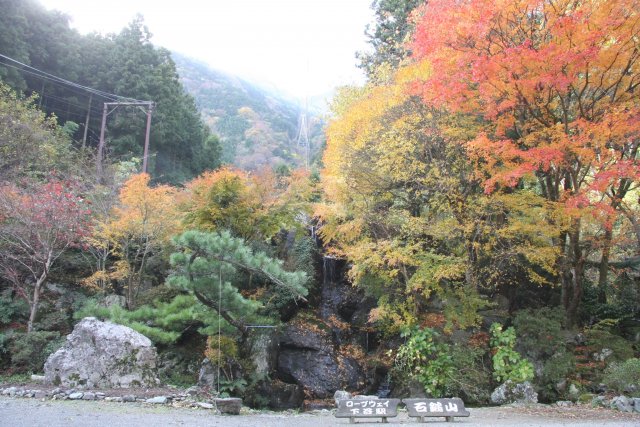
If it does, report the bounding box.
[0,0,639,412]
[0,0,220,184]
[174,54,325,170]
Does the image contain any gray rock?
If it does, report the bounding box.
[44,317,159,388]
[82,392,96,400]
[277,320,365,399]
[593,348,614,362]
[556,401,573,407]
[146,396,168,404]
[68,392,83,400]
[197,358,219,388]
[353,395,379,400]
[611,395,634,413]
[122,394,136,402]
[196,402,214,409]
[105,397,123,402]
[568,383,580,400]
[34,391,47,399]
[101,295,126,308]
[185,386,199,396]
[334,390,351,407]
[247,329,279,377]
[30,375,45,382]
[280,322,333,352]
[490,381,538,405]
[214,397,242,415]
[632,398,640,413]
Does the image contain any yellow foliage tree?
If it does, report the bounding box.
[181,166,316,241]
[320,62,561,331]
[84,173,181,308]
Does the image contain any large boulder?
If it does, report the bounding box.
[44,317,158,388]
[491,380,538,405]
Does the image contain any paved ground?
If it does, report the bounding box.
[1,397,639,427]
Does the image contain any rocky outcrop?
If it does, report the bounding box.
[276,315,366,398]
[44,317,158,388]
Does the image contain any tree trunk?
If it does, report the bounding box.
[597,227,613,304]
[562,221,584,329]
[27,274,46,333]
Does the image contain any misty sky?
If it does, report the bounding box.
[38,0,375,99]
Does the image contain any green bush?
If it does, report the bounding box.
[585,328,635,363]
[9,331,64,373]
[490,323,534,383]
[513,307,576,401]
[392,327,454,397]
[444,343,492,404]
[513,307,566,360]
[0,292,28,326]
[602,358,640,397]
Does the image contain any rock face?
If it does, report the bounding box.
[490,381,538,405]
[245,379,304,410]
[44,317,158,388]
[276,317,366,398]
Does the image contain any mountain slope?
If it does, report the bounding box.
[173,53,323,170]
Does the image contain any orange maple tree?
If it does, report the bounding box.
[410,0,640,326]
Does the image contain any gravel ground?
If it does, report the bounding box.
[1,397,639,427]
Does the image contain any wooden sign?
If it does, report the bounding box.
[335,398,401,423]
[403,398,470,422]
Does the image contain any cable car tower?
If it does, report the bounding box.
[296,105,310,169]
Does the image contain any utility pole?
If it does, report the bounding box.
[82,94,92,148]
[142,103,154,174]
[96,101,154,181]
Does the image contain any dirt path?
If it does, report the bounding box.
[1,397,639,427]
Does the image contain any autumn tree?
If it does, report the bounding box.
[410,0,640,326]
[0,180,92,332]
[85,173,181,307]
[320,62,560,331]
[182,166,316,242]
[0,82,84,183]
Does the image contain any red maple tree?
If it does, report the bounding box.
[0,180,92,332]
[410,0,640,326]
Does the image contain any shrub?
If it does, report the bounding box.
[490,323,534,383]
[9,331,64,373]
[602,358,640,397]
[0,292,28,326]
[513,307,575,401]
[585,328,635,363]
[445,343,492,404]
[392,327,454,397]
[513,307,566,360]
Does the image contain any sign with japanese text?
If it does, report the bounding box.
[403,398,470,418]
[335,398,401,419]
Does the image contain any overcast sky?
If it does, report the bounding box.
[38,0,375,100]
